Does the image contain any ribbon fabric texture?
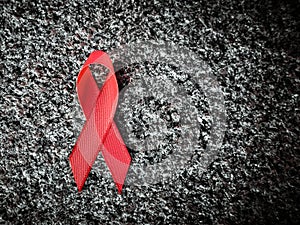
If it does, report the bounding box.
[69,51,131,193]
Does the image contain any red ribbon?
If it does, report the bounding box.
[69,51,131,193]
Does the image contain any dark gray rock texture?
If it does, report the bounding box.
[0,0,299,224]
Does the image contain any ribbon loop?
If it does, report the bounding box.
[69,51,131,193]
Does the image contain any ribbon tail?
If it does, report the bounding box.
[102,122,131,194]
[69,143,92,191]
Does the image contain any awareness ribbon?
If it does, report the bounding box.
[69,51,131,193]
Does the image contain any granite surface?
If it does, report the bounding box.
[0,0,299,224]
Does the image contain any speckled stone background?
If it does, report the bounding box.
[1,0,299,224]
